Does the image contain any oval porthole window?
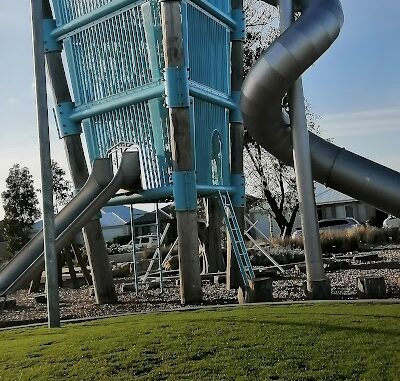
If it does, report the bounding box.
[211,131,223,185]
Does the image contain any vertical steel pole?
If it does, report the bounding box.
[227,0,246,290]
[279,0,330,298]
[30,0,60,328]
[129,204,138,295]
[155,203,164,292]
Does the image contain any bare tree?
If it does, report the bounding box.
[243,1,322,236]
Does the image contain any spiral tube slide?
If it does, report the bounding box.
[241,0,400,218]
[0,150,141,296]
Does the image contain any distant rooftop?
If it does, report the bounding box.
[315,183,356,205]
[32,205,146,232]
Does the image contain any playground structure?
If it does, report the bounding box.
[0,0,249,306]
[1,0,400,312]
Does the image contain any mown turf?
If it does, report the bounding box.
[0,303,399,380]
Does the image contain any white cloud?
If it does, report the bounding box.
[321,108,400,137]
[7,97,18,106]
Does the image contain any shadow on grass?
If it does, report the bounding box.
[214,316,399,336]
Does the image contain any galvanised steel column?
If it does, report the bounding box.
[129,205,139,295]
[42,0,117,304]
[227,0,246,289]
[31,0,60,328]
[160,0,202,304]
[279,0,330,298]
[155,203,164,292]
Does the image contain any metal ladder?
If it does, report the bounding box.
[218,191,255,286]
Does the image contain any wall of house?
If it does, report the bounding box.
[74,225,131,244]
[318,201,377,223]
[247,209,301,239]
[102,225,130,242]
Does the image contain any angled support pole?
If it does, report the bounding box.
[41,0,117,304]
[31,0,60,328]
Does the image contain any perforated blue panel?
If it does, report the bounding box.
[193,99,229,185]
[65,5,153,105]
[205,0,231,14]
[56,0,114,25]
[52,0,235,191]
[186,3,230,94]
[83,100,170,189]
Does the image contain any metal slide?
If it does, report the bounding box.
[241,0,400,218]
[0,150,140,296]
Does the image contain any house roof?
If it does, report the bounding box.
[315,183,356,205]
[101,205,145,223]
[100,210,127,227]
[134,204,176,225]
[31,205,146,232]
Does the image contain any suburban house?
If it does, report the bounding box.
[132,204,177,245]
[314,184,387,226]
[247,183,388,239]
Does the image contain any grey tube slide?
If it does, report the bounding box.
[241,0,400,217]
[0,150,141,296]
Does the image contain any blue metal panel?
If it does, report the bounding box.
[231,173,246,207]
[51,0,240,196]
[43,19,62,52]
[205,0,231,14]
[189,0,234,27]
[85,101,169,189]
[148,98,171,185]
[165,67,190,108]
[172,171,197,211]
[53,102,81,138]
[64,3,154,105]
[230,90,242,123]
[141,0,164,81]
[82,119,100,161]
[186,2,230,94]
[63,37,82,105]
[55,0,115,25]
[231,9,246,41]
[193,99,229,186]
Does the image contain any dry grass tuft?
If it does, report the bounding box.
[268,226,400,254]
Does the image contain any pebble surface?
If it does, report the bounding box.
[1,247,399,327]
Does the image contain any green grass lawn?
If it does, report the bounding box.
[0,303,399,380]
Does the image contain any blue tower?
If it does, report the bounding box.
[46,0,249,302]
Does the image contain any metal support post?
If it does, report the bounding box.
[228,0,246,290]
[42,0,117,304]
[155,203,164,292]
[279,0,331,298]
[161,0,202,304]
[129,205,138,295]
[31,0,60,328]
[206,197,225,272]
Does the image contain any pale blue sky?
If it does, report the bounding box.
[0,1,399,219]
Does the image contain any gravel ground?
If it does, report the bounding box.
[1,247,399,327]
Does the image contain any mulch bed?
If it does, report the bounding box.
[1,247,399,328]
